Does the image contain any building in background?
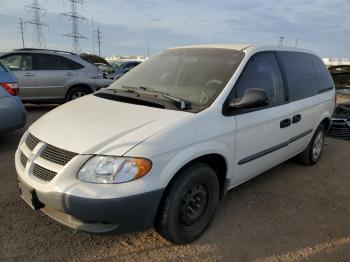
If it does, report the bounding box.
[323,57,350,67]
[105,55,147,65]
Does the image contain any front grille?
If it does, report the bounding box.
[25,133,40,151]
[32,164,57,181]
[22,133,78,182]
[41,144,77,166]
[20,152,28,168]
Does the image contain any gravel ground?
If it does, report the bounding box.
[0,105,349,262]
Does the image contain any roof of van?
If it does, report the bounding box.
[170,43,316,55]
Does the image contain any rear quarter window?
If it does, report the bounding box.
[277,51,318,101]
[310,55,334,91]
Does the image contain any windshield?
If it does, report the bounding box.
[108,48,244,107]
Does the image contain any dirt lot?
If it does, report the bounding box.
[0,105,349,262]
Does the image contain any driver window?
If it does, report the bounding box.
[234,53,284,105]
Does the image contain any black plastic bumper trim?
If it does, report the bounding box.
[18,177,164,233]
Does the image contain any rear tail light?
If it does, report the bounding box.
[0,82,19,96]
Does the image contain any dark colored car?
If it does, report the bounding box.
[110,61,141,80]
[0,61,26,134]
[328,65,350,139]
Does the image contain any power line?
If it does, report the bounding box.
[18,18,26,48]
[61,0,87,53]
[94,27,102,56]
[25,0,48,48]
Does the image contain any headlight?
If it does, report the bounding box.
[77,156,152,184]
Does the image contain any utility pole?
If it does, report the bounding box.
[61,0,87,53]
[92,16,95,54]
[294,38,299,48]
[94,27,102,56]
[25,0,48,48]
[278,36,284,47]
[18,18,25,48]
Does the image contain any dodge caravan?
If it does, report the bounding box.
[15,44,335,244]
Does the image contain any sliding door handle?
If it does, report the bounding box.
[280,118,291,128]
[292,114,301,124]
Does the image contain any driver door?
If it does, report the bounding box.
[231,52,291,184]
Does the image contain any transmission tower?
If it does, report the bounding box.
[61,0,87,53]
[25,0,48,48]
[94,27,102,56]
[278,36,284,47]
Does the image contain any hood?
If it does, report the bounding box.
[29,95,192,155]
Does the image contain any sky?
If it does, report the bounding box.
[0,0,349,58]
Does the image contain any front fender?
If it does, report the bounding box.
[141,140,234,192]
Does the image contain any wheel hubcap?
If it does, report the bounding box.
[312,130,324,161]
[179,184,208,226]
[71,91,86,100]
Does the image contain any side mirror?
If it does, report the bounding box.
[229,88,270,109]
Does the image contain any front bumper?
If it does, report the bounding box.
[18,177,163,233]
[15,132,164,233]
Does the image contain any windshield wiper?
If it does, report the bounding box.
[120,86,191,110]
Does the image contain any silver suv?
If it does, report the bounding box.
[0,49,113,102]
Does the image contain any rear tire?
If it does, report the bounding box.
[155,163,220,244]
[66,86,90,102]
[297,124,325,166]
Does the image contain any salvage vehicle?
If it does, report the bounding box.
[15,44,335,244]
[0,61,26,134]
[0,49,112,103]
[327,65,350,139]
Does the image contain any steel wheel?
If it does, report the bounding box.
[179,183,208,227]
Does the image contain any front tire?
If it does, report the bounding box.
[297,124,325,166]
[155,163,220,245]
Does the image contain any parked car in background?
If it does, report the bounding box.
[0,49,112,103]
[79,53,115,78]
[328,65,350,93]
[15,44,334,244]
[0,61,26,134]
[327,65,350,139]
[111,61,141,80]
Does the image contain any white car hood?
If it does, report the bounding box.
[29,95,192,155]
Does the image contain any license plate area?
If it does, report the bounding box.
[18,180,44,210]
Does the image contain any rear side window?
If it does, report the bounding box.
[310,55,334,91]
[34,54,84,70]
[1,54,32,71]
[277,51,318,101]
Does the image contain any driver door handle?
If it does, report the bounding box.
[280,118,291,128]
[24,72,34,77]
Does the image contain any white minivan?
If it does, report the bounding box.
[15,44,335,244]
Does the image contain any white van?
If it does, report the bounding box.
[15,44,335,244]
